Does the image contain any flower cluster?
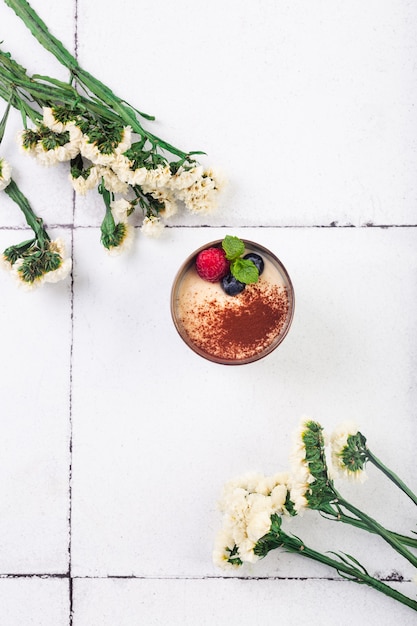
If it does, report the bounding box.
[1,176,71,289]
[289,418,345,512]
[330,420,368,481]
[3,236,71,289]
[0,0,223,288]
[213,472,293,569]
[0,155,11,190]
[214,417,417,612]
[18,106,222,244]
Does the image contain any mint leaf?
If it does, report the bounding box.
[222,235,245,261]
[231,258,259,284]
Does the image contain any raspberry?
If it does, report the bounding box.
[195,247,230,282]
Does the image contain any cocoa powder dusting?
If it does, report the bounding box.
[182,282,289,360]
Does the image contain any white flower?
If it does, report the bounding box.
[287,478,309,514]
[212,529,241,571]
[43,239,72,284]
[253,476,275,496]
[204,167,227,193]
[270,484,288,513]
[147,189,178,218]
[34,125,81,166]
[99,167,129,194]
[246,509,272,544]
[141,215,164,238]
[0,157,12,191]
[105,223,134,257]
[118,126,132,154]
[10,238,71,289]
[237,538,259,563]
[174,167,224,214]
[67,123,83,149]
[215,471,285,567]
[0,251,13,271]
[141,164,172,190]
[289,420,311,478]
[110,198,132,224]
[42,107,65,132]
[34,144,61,166]
[42,107,77,133]
[159,196,177,218]
[69,165,102,195]
[112,161,171,189]
[254,472,291,514]
[43,257,72,283]
[330,421,368,483]
[110,154,134,183]
[288,418,316,513]
[79,134,111,165]
[129,166,148,186]
[10,258,39,290]
[168,165,204,190]
[178,176,219,214]
[222,472,267,496]
[17,129,37,156]
[221,487,248,540]
[80,125,132,166]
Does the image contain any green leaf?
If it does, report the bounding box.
[32,74,77,93]
[231,258,259,284]
[222,235,245,260]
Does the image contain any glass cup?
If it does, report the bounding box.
[171,239,295,365]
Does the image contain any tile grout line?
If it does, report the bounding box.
[0,223,416,231]
[68,2,79,623]
[0,573,411,583]
[68,219,74,624]
[0,222,417,232]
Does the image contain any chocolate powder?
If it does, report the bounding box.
[184,282,289,360]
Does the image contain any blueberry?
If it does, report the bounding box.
[243,252,264,275]
[221,273,246,296]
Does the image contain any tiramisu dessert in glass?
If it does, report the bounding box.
[171,236,295,365]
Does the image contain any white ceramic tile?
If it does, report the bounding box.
[0,0,75,63]
[0,229,71,573]
[0,1,75,227]
[70,226,417,580]
[2,2,417,623]
[75,0,417,227]
[72,577,417,626]
[0,147,74,228]
[0,577,69,626]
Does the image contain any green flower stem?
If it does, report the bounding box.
[320,503,417,549]
[4,179,49,246]
[0,98,11,141]
[365,448,417,507]
[336,495,417,569]
[341,516,417,550]
[99,184,115,234]
[4,0,193,160]
[280,531,417,612]
[0,80,39,124]
[0,53,122,125]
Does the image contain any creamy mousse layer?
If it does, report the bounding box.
[176,253,290,361]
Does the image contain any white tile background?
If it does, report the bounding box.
[0,1,416,624]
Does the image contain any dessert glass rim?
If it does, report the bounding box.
[170,238,295,365]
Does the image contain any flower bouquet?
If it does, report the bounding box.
[0,0,222,288]
[214,419,417,612]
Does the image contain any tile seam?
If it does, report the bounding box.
[0,224,416,231]
[67,218,74,626]
[0,573,409,583]
[68,2,79,624]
